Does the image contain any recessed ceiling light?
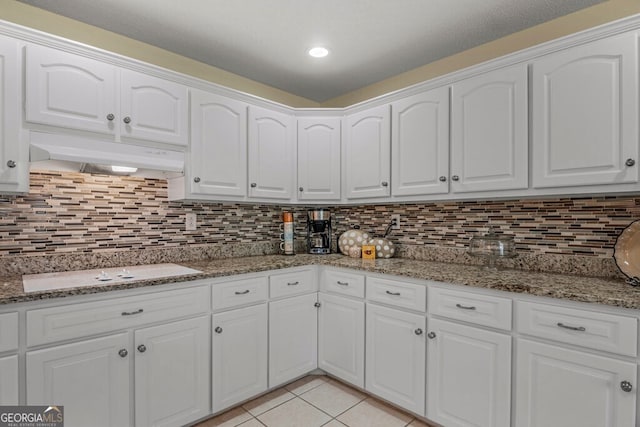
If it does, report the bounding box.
[308,47,329,58]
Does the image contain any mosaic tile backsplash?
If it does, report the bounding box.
[1,171,638,278]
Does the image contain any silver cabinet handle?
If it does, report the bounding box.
[455,303,476,310]
[314,302,321,308]
[414,328,423,335]
[137,344,146,353]
[250,183,257,188]
[381,181,388,187]
[287,281,300,286]
[557,322,586,332]
[193,177,201,183]
[439,176,446,182]
[106,113,115,121]
[451,175,460,181]
[123,116,131,124]
[299,187,304,192]
[6,160,16,168]
[337,281,349,286]
[118,349,128,358]
[626,158,636,167]
[427,332,436,339]
[621,381,633,392]
[215,326,223,334]
[385,290,401,296]
[122,308,144,316]
[235,290,250,295]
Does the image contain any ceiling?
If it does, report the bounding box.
[20,0,604,102]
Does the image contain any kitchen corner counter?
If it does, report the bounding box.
[1,254,640,310]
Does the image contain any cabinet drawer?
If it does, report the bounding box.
[0,312,18,353]
[27,285,210,347]
[366,277,426,312]
[429,287,512,331]
[212,276,268,311]
[270,269,316,299]
[321,269,365,298]
[517,301,637,357]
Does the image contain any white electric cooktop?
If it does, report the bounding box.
[22,263,202,293]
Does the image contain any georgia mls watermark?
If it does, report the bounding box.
[0,406,63,427]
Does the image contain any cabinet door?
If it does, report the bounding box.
[134,316,210,427]
[451,63,528,193]
[190,89,247,197]
[269,293,318,387]
[366,304,425,415]
[391,87,449,196]
[317,293,365,388]
[248,106,295,200]
[516,339,636,427]
[297,117,341,200]
[427,318,511,427]
[0,36,25,193]
[25,44,118,135]
[120,69,188,146]
[532,32,639,188]
[212,304,268,412]
[0,354,18,405]
[344,105,391,199]
[26,333,131,427]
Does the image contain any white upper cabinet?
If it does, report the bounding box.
[25,44,117,135]
[189,89,247,197]
[391,87,449,196]
[451,63,528,193]
[0,35,27,193]
[248,106,295,200]
[532,32,639,188]
[25,44,188,147]
[344,105,391,199]
[120,69,188,146]
[297,117,341,200]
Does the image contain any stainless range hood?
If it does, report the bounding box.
[29,131,185,178]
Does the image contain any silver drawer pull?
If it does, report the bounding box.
[122,308,144,316]
[455,303,476,310]
[557,322,586,332]
[287,281,300,286]
[235,290,250,295]
[337,281,349,286]
[386,290,401,296]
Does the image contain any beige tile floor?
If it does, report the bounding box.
[194,375,439,427]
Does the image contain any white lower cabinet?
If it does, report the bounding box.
[269,293,318,388]
[134,316,210,427]
[426,318,511,427]
[0,354,19,405]
[317,293,365,388]
[515,338,637,427]
[26,316,210,427]
[365,303,426,415]
[26,333,131,427]
[212,303,268,413]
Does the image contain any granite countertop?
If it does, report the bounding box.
[2,254,640,310]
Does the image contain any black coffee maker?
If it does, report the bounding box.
[306,209,332,254]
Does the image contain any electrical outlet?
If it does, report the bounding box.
[391,214,400,229]
[185,213,197,231]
